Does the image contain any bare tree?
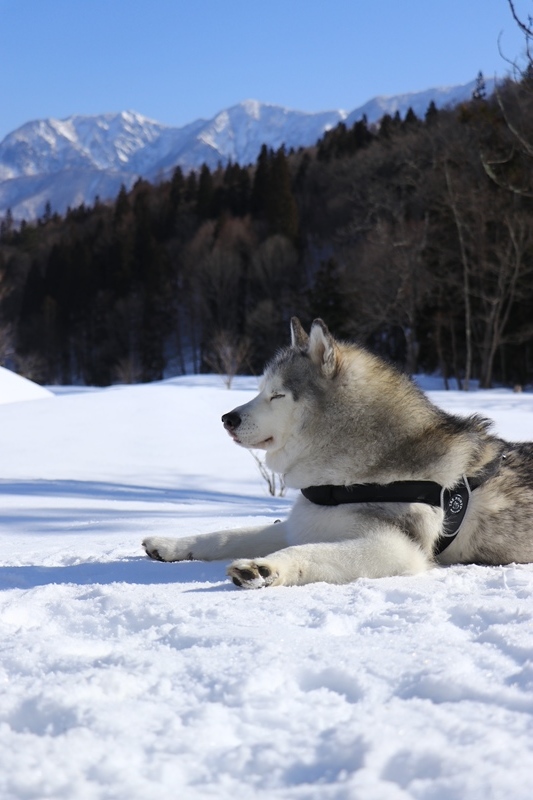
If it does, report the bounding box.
[204,329,251,389]
[249,451,286,497]
[340,129,433,374]
[481,2,533,195]
[439,145,533,388]
[507,0,533,43]
[346,215,431,375]
[442,160,475,389]
[0,257,14,366]
[113,353,144,384]
[0,321,12,366]
[475,210,533,387]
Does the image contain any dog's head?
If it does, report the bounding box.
[221,318,339,455]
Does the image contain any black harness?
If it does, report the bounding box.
[301,475,486,556]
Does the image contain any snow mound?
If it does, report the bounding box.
[0,366,53,405]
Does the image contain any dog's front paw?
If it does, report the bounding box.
[227,558,281,589]
[142,536,193,562]
[143,540,165,561]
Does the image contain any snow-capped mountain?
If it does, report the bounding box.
[0,112,166,182]
[344,78,494,127]
[0,104,347,220]
[136,101,348,179]
[0,78,492,221]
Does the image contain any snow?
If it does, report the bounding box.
[0,372,532,799]
[0,366,53,405]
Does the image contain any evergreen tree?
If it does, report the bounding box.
[196,164,214,218]
[169,166,185,208]
[403,107,419,128]
[425,100,439,126]
[379,112,402,139]
[220,162,251,216]
[114,184,130,222]
[235,165,252,216]
[185,171,198,202]
[472,71,487,101]
[133,189,152,279]
[251,144,271,216]
[0,208,14,241]
[352,116,373,150]
[266,147,299,241]
[19,261,45,321]
[162,166,185,236]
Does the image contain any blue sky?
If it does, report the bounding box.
[0,0,528,141]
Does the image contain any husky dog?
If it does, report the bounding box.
[143,318,533,588]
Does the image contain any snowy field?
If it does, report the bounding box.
[0,367,532,800]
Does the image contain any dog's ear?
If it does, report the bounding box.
[290,317,309,349]
[309,319,339,378]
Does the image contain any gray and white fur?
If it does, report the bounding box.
[143,318,533,588]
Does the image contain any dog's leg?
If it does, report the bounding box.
[227,529,431,588]
[142,520,289,563]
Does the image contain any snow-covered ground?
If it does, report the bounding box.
[0,365,53,405]
[0,371,532,799]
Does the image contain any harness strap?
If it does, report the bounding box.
[301,481,443,507]
[301,476,477,556]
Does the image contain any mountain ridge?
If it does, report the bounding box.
[0,77,493,221]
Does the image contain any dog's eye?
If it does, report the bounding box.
[270,393,285,401]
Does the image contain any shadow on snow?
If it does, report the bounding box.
[0,477,287,508]
[0,556,235,591]
[0,478,289,591]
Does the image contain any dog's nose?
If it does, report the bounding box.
[222,411,241,431]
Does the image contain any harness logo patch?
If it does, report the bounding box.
[448,493,464,514]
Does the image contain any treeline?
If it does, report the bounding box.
[1,75,533,388]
